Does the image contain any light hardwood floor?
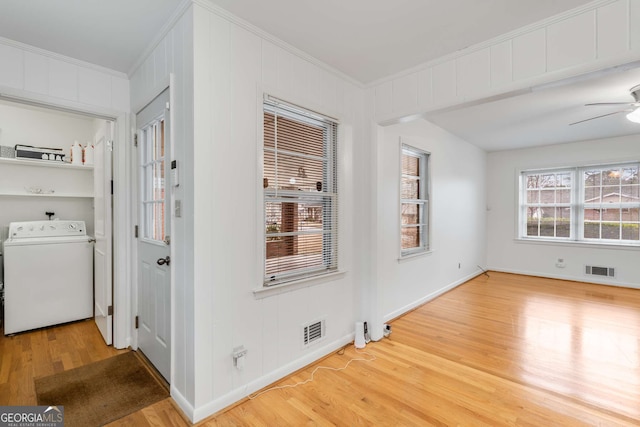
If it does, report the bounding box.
[2,272,640,426]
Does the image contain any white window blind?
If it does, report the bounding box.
[263,97,338,286]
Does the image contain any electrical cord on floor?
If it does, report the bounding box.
[477,265,490,278]
[247,345,376,400]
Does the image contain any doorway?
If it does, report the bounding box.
[0,95,127,348]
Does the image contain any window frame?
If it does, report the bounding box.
[139,116,167,245]
[261,95,339,287]
[520,169,574,241]
[518,162,640,246]
[399,143,430,258]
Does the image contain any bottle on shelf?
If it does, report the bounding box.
[71,141,83,165]
[84,142,94,166]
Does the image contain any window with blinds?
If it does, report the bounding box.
[400,144,429,256]
[263,96,338,286]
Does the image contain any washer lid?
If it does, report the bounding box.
[8,220,87,239]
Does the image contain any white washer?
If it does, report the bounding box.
[3,220,93,335]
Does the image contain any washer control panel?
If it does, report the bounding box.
[9,220,87,239]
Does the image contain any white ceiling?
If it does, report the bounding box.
[1,0,639,151]
[0,0,183,74]
[428,64,640,152]
[208,0,594,84]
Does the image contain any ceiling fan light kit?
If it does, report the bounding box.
[571,84,640,125]
[626,108,640,123]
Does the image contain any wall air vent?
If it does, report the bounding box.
[585,265,615,278]
[302,319,325,347]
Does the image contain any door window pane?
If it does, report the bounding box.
[141,119,166,242]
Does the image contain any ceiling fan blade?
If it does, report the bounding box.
[569,110,631,126]
[585,102,635,106]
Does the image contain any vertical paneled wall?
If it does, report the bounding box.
[129,6,196,409]
[0,39,129,112]
[188,3,365,419]
[370,0,640,123]
[130,2,366,421]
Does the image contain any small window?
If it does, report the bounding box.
[262,96,338,286]
[400,144,429,256]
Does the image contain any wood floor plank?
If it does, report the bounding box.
[2,272,640,425]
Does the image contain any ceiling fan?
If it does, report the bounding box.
[570,84,640,125]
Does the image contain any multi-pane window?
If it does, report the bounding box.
[522,171,572,239]
[583,165,640,241]
[140,118,166,242]
[520,163,640,244]
[263,96,338,286]
[400,145,429,256]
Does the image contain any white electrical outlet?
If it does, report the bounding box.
[232,346,247,370]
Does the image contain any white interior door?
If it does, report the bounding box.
[136,89,171,382]
[94,121,113,345]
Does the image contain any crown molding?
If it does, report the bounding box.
[129,0,365,88]
[129,0,619,90]
[0,36,127,79]
[366,0,620,88]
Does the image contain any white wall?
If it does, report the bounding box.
[487,134,640,288]
[189,2,365,420]
[378,119,487,319]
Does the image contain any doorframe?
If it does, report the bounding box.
[130,74,175,385]
[0,85,133,349]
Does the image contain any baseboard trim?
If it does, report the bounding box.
[383,270,484,322]
[171,385,195,422]
[487,267,640,290]
[191,332,355,423]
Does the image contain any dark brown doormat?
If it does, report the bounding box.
[35,352,169,427]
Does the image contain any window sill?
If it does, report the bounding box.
[398,250,433,263]
[253,270,346,299]
[514,238,640,251]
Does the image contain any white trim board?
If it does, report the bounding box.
[367,0,620,87]
[190,332,355,423]
[487,267,640,290]
[0,35,127,79]
[383,271,484,323]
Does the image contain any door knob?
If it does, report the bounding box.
[157,256,171,266]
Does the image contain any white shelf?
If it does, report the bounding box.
[0,156,93,170]
[0,192,93,198]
